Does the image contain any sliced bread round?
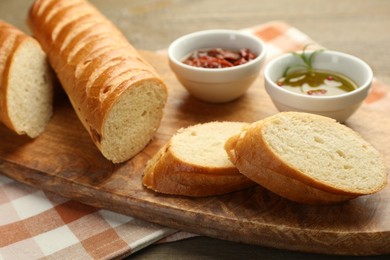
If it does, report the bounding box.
[225,112,388,204]
[143,121,255,197]
[0,21,53,138]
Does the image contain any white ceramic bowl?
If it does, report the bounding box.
[168,29,266,103]
[264,50,373,122]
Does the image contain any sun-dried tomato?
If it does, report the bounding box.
[182,48,257,68]
[307,89,328,95]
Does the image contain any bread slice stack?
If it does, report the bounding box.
[225,112,388,204]
[0,20,53,138]
[143,121,255,197]
[28,0,168,162]
[143,113,387,203]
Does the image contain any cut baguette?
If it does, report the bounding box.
[0,20,53,138]
[143,121,255,197]
[28,0,168,162]
[225,112,388,204]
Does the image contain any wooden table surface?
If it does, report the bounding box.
[1,0,390,259]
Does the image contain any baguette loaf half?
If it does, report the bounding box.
[225,112,388,204]
[0,20,53,138]
[28,0,168,162]
[143,122,255,197]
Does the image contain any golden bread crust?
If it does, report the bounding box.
[28,0,168,162]
[224,112,388,204]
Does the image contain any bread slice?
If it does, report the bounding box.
[29,0,168,162]
[225,112,388,204]
[143,121,255,197]
[0,20,53,138]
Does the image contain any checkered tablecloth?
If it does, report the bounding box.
[1,21,388,259]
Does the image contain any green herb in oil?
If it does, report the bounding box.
[283,45,324,77]
[277,46,358,96]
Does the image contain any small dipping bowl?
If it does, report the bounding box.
[168,29,266,103]
[264,50,373,122]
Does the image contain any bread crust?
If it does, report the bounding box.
[143,142,255,197]
[225,134,356,204]
[0,20,53,137]
[224,113,388,204]
[3,40,26,127]
[28,0,168,162]
[229,121,360,195]
[0,24,18,122]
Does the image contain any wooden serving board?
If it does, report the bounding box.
[1,51,389,256]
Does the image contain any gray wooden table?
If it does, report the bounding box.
[1,0,389,259]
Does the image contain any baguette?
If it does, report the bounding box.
[143,122,255,197]
[225,112,388,204]
[28,0,168,162]
[0,20,53,138]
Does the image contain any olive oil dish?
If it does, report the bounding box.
[264,48,373,122]
[275,48,357,96]
[276,69,357,96]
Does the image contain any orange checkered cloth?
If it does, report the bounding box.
[1,21,389,259]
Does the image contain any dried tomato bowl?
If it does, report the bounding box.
[264,50,373,122]
[168,29,266,103]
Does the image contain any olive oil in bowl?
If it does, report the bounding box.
[276,70,357,96]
